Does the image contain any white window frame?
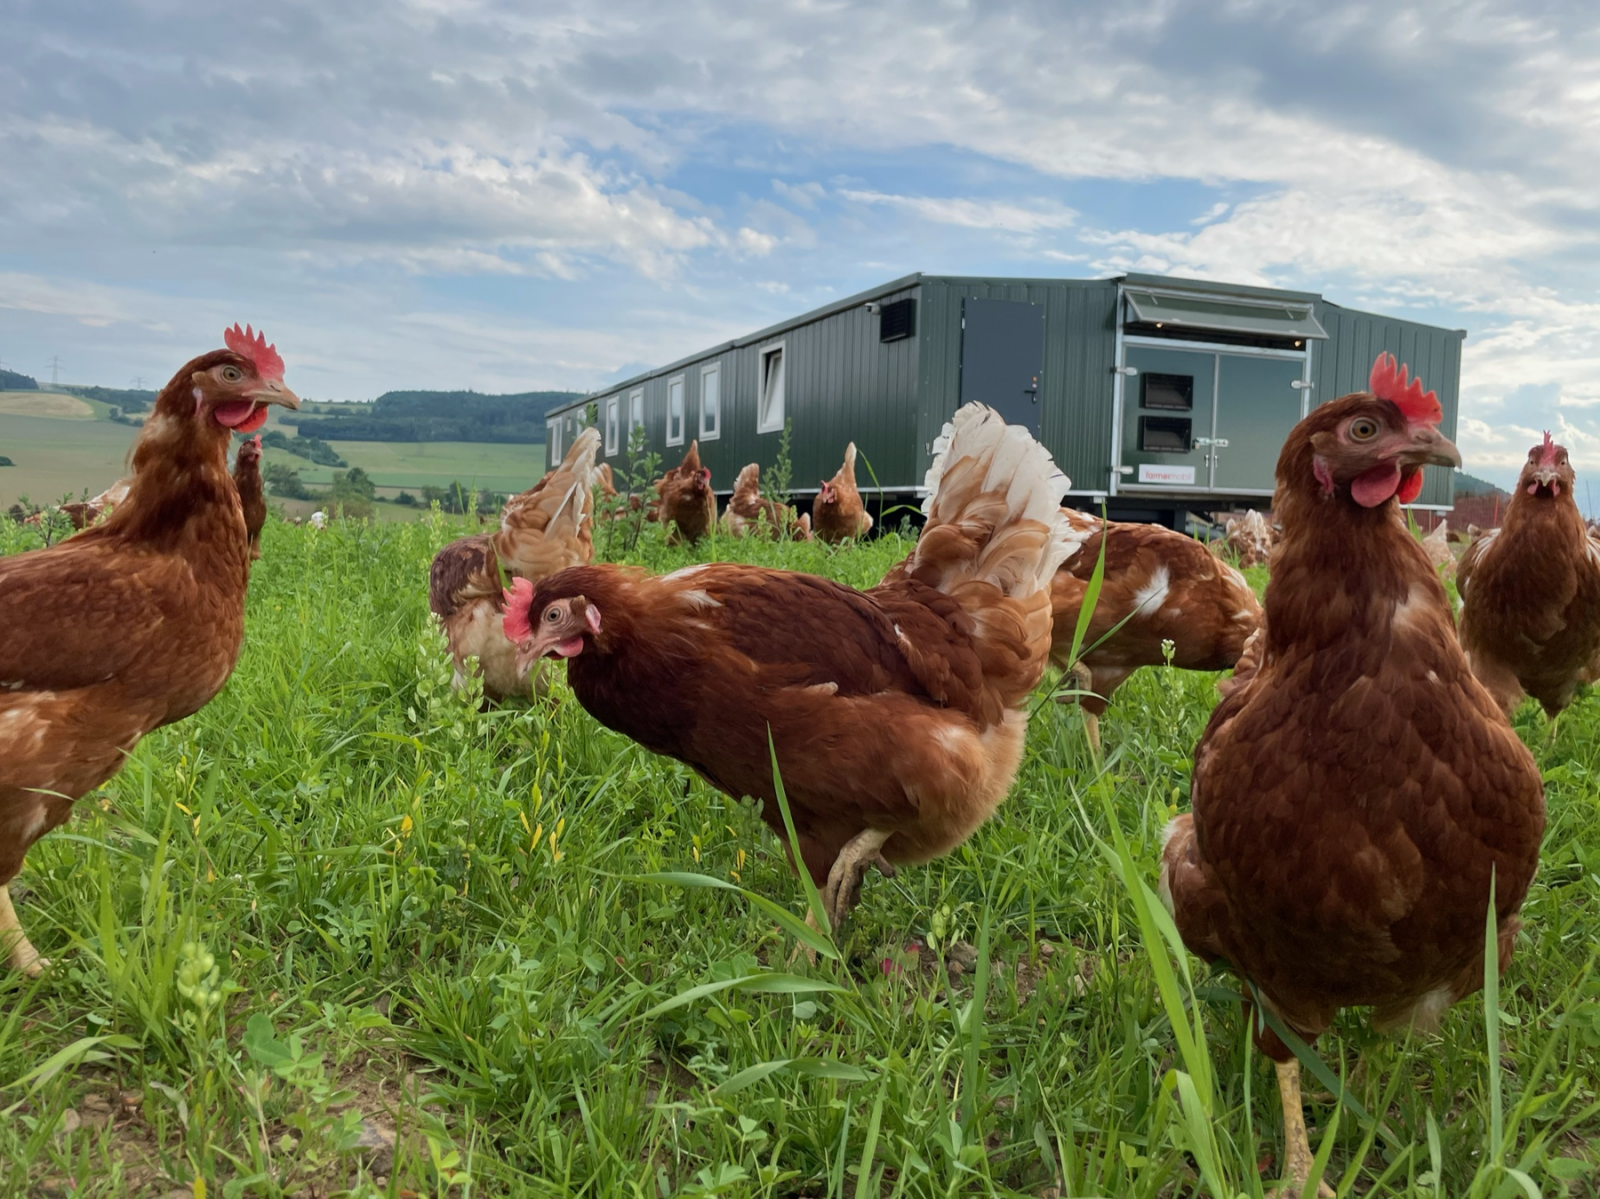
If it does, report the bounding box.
[699,362,721,440]
[757,342,786,434]
[604,396,620,457]
[547,416,562,460]
[666,375,686,446]
[629,388,644,435]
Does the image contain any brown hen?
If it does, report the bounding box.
[1049,509,1260,751]
[1457,434,1600,718]
[234,434,267,561]
[429,427,599,701]
[655,441,716,546]
[811,442,873,543]
[503,405,1071,928]
[0,325,299,975]
[1160,354,1544,1196]
[722,463,812,540]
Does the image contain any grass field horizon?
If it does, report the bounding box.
[0,509,1596,1197]
[0,394,546,511]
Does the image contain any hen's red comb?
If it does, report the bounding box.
[223,323,285,382]
[1369,352,1440,425]
[502,577,535,643]
[1539,431,1560,466]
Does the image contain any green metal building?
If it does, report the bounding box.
[546,272,1463,526]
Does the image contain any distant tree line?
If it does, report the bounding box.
[66,385,155,412]
[0,369,38,390]
[260,428,347,467]
[287,389,580,443]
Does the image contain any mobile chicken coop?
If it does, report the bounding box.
[546,273,1464,527]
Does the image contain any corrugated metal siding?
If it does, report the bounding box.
[546,275,1461,511]
[915,278,1118,492]
[555,284,923,494]
[1311,301,1465,507]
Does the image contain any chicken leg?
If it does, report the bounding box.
[1275,1059,1333,1198]
[821,828,892,931]
[1056,662,1101,755]
[0,883,46,977]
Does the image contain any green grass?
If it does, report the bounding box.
[0,404,546,510]
[260,438,545,495]
[1,515,1597,1198]
[0,412,139,509]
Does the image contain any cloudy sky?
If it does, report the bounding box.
[3,0,1597,490]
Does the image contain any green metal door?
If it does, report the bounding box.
[1211,352,1305,492]
[1121,345,1214,490]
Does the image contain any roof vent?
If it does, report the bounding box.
[879,298,916,343]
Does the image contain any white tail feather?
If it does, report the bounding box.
[918,404,1073,595]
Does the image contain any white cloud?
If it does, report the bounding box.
[840,190,1078,236]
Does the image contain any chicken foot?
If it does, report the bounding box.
[1056,663,1101,755]
[0,883,46,977]
[1275,1059,1334,1198]
[821,829,892,931]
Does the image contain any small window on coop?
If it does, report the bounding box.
[604,397,620,457]
[879,299,916,343]
[1141,372,1193,411]
[667,376,686,446]
[758,345,786,433]
[1139,416,1192,453]
[701,363,721,440]
[629,388,644,433]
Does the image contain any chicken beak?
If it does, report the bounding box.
[248,378,301,409]
[1532,465,1561,488]
[1399,424,1461,470]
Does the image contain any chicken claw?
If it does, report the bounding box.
[0,884,47,978]
[821,829,892,931]
[1056,663,1102,755]
[1275,1059,1334,1198]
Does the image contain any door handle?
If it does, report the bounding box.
[1192,437,1230,448]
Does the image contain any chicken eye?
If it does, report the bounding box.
[220,365,244,382]
[544,607,561,623]
[1349,417,1380,442]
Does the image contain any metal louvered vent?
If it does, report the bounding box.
[878,298,916,343]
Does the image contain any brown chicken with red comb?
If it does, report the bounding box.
[1161,353,1544,1196]
[234,434,267,561]
[1457,433,1600,718]
[655,441,716,546]
[0,325,299,975]
[502,405,1071,928]
[811,442,873,543]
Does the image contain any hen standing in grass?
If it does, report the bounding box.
[655,441,716,546]
[0,326,299,975]
[811,442,873,543]
[429,428,600,701]
[1456,434,1600,718]
[1161,354,1544,1196]
[234,434,267,561]
[1049,510,1260,752]
[502,405,1071,928]
[722,463,811,540]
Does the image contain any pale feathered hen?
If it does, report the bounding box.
[429,427,600,700]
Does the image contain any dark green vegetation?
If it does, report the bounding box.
[0,515,1596,1197]
[1455,473,1511,499]
[63,385,157,414]
[0,369,39,390]
[260,430,348,468]
[290,391,581,444]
